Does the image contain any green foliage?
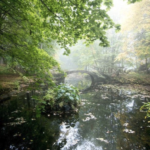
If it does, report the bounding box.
[0,65,14,75]
[32,89,56,117]
[31,95,47,118]
[22,76,29,82]
[34,84,80,117]
[0,0,126,81]
[14,81,20,90]
[59,29,123,74]
[43,88,56,106]
[119,0,150,71]
[54,84,80,105]
[0,0,141,83]
[140,102,150,118]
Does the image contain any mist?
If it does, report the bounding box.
[54,0,150,81]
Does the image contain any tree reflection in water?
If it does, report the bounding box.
[0,85,150,150]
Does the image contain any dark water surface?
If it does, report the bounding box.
[0,85,150,150]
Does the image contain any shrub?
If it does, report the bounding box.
[54,84,80,107]
[140,102,150,118]
[43,88,56,106]
[36,84,81,116]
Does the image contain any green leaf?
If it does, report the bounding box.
[59,102,64,108]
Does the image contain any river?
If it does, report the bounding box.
[0,83,150,150]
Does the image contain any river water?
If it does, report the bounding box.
[0,84,150,150]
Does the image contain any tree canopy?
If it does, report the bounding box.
[0,0,140,80]
[115,0,150,72]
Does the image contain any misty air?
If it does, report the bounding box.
[0,0,150,149]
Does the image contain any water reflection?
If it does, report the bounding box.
[0,85,150,150]
[65,73,91,90]
[57,122,80,150]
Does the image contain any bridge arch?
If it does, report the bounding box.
[65,70,95,92]
[53,70,102,92]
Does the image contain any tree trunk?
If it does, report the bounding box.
[145,56,149,73]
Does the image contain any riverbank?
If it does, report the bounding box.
[0,74,34,102]
[113,72,150,85]
[0,65,32,92]
[100,84,150,94]
[1,69,150,102]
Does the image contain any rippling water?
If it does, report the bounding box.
[0,85,150,150]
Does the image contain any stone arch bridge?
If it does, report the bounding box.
[53,70,106,91]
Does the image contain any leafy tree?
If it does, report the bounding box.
[61,29,123,75]
[119,0,150,72]
[0,0,140,81]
